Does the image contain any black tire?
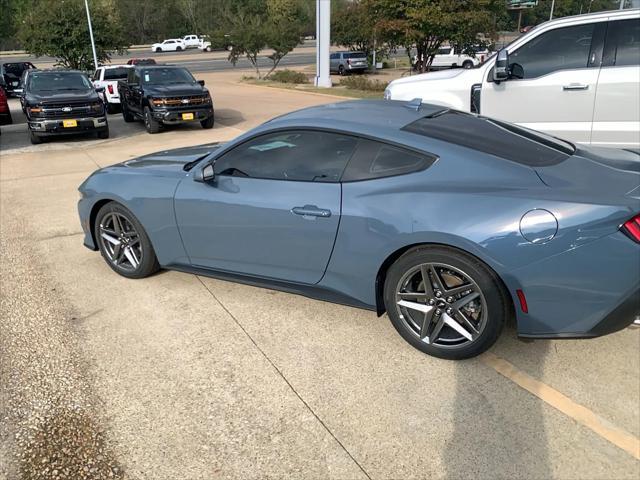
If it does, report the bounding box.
[462,60,473,69]
[106,102,117,114]
[383,245,509,360]
[97,126,109,139]
[200,115,214,129]
[144,106,161,134]
[94,202,160,279]
[29,131,42,144]
[176,46,182,51]
[122,102,134,123]
[155,47,162,53]
[338,65,346,76]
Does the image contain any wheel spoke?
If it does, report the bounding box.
[419,307,436,339]
[442,312,473,341]
[426,316,446,344]
[397,291,427,300]
[419,265,435,297]
[114,246,125,265]
[443,283,474,297]
[453,309,480,335]
[428,265,445,293]
[397,300,434,314]
[100,232,121,246]
[123,246,139,268]
[452,291,480,310]
[112,213,123,235]
[100,227,118,237]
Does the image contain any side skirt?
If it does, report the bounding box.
[165,263,376,312]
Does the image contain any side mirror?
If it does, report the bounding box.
[194,163,215,183]
[197,79,205,86]
[493,48,510,82]
[95,86,105,93]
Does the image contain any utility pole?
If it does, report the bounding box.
[315,0,332,88]
[84,0,99,70]
[620,0,625,9]
[550,0,556,20]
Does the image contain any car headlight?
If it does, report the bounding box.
[383,88,392,100]
[151,97,166,106]
[28,106,43,115]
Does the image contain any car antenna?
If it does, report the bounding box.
[405,98,422,111]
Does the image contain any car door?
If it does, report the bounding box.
[433,47,454,68]
[330,53,339,72]
[591,17,640,148]
[174,130,359,284]
[126,69,143,114]
[481,21,605,144]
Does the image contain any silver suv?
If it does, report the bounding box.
[329,51,368,75]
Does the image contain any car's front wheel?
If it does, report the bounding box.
[95,202,160,279]
[201,115,214,129]
[383,245,508,360]
[144,106,161,134]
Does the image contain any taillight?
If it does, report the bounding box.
[621,214,640,243]
[107,84,114,94]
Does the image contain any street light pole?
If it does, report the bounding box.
[84,0,99,70]
[550,0,556,20]
[315,0,332,88]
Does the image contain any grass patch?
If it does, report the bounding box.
[242,77,384,99]
[339,76,388,92]
[267,69,309,84]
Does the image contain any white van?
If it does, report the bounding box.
[384,9,640,149]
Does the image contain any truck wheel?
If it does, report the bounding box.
[201,115,214,129]
[29,131,42,145]
[122,103,134,123]
[144,107,161,134]
[97,126,109,139]
[463,60,473,69]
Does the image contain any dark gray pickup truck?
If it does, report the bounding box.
[118,65,214,134]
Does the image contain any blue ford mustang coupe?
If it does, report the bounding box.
[78,100,640,359]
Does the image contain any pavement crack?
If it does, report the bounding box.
[195,275,372,480]
[38,231,84,241]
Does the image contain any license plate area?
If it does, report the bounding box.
[182,113,194,120]
[63,119,78,128]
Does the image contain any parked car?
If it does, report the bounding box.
[118,65,214,133]
[384,8,640,149]
[151,39,186,52]
[0,86,12,128]
[92,65,132,113]
[77,99,640,360]
[1,62,36,96]
[412,46,491,70]
[182,35,200,48]
[330,51,368,75]
[24,70,108,144]
[127,58,157,66]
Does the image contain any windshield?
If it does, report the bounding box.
[28,72,92,92]
[104,67,130,80]
[142,67,195,84]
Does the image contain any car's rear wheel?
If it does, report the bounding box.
[144,106,161,134]
[155,47,162,52]
[462,60,473,69]
[383,245,508,360]
[95,202,160,279]
[122,102,134,123]
[339,65,346,76]
[176,46,182,51]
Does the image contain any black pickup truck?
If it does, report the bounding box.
[118,65,214,134]
[23,70,109,145]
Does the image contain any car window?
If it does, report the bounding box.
[402,110,574,167]
[344,52,366,59]
[509,23,596,79]
[342,140,436,182]
[104,67,130,80]
[330,53,339,60]
[92,69,101,81]
[214,130,359,182]
[605,18,640,67]
[438,47,451,55]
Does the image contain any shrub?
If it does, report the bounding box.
[267,69,309,84]
[339,76,388,92]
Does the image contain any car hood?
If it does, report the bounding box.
[27,89,100,104]
[144,84,206,97]
[121,143,223,176]
[388,68,479,87]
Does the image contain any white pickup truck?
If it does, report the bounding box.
[92,65,132,113]
[414,46,491,70]
[385,9,640,149]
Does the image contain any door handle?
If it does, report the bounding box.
[291,205,332,218]
[562,83,589,91]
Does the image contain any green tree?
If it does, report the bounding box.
[19,0,127,71]
[332,0,379,59]
[367,0,502,72]
[221,0,306,79]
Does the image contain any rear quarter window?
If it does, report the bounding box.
[401,111,573,167]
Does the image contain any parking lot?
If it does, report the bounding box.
[1,68,639,479]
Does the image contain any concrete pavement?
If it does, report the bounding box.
[1,70,639,480]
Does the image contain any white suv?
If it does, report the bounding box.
[385,9,640,149]
[151,39,186,52]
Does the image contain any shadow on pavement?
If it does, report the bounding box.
[445,325,551,479]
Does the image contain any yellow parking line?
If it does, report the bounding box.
[481,352,640,461]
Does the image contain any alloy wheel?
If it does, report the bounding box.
[395,262,487,348]
[98,212,143,272]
